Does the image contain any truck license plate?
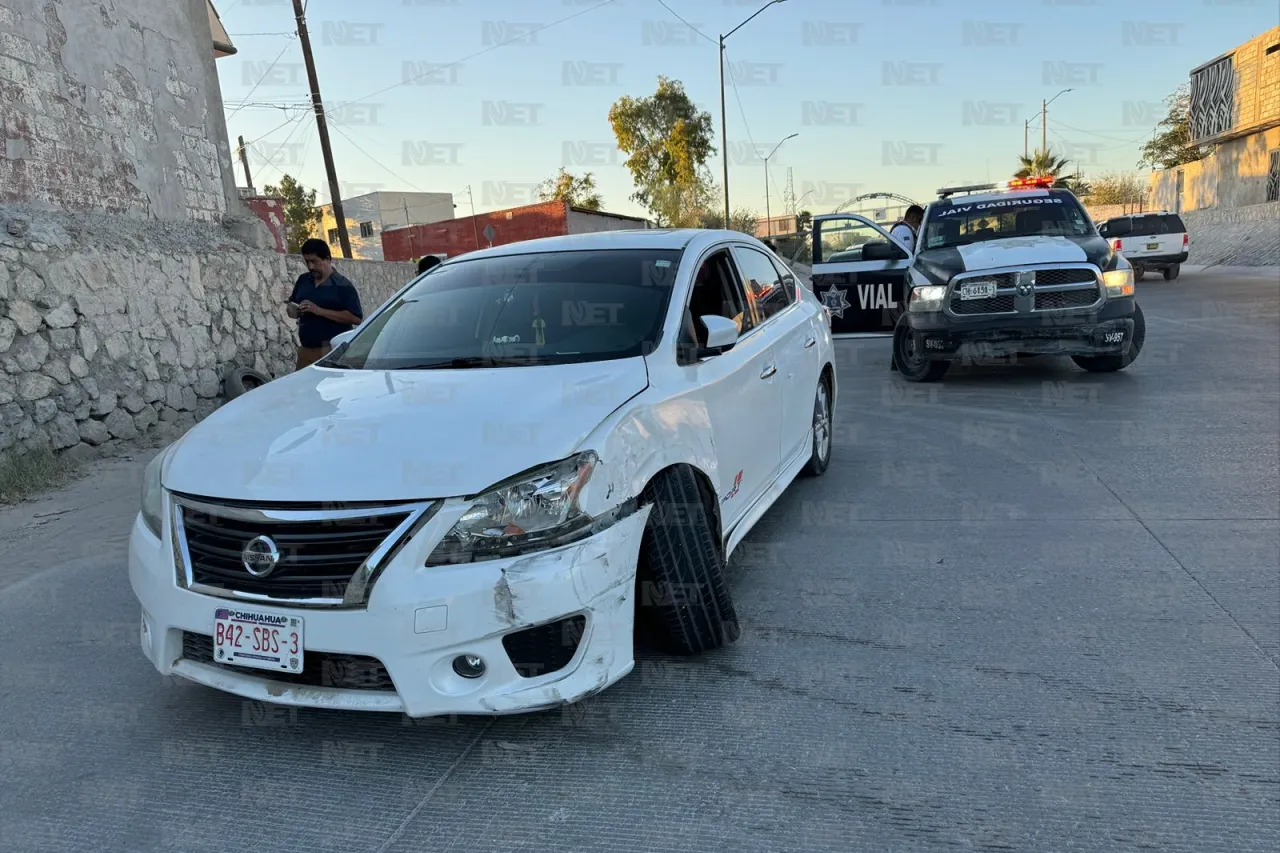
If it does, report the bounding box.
[1146,242,1160,250]
[959,281,996,300]
[214,607,304,673]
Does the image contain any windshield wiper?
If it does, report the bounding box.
[391,356,537,370]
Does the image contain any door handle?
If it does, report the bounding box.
[804,336,816,349]
[760,363,777,379]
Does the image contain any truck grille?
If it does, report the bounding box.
[181,631,396,691]
[948,266,1100,317]
[173,497,429,605]
[951,295,1015,315]
[1035,288,1099,310]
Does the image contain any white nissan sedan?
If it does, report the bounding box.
[129,228,837,718]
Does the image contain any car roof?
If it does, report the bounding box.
[436,228,747,263]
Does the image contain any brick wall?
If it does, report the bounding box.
[1231,25,1280,134]
[382,201,570,262]
[0,0,236,223]
[243,197,286,253]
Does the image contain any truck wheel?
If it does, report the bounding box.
[1071,302,1146,373]
[634,466,741,656]
[800,374,833,477]
[893,320,950,383]
[1163,264,1180,281]
[1132,264,1145,282]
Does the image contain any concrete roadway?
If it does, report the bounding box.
[1,266,1276,852]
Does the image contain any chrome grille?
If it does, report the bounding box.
[172,496,438,608]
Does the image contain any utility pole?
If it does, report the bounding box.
[1023,120,1029,159]
[292,0,351,259]
[1041,99,1047,156]
[719,36,730,227]
[237,135,255,195]
[467,185,480,250]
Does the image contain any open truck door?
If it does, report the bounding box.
[809,213,912,336]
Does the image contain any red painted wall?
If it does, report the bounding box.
[382,201,570,262]
[243,196,288,253]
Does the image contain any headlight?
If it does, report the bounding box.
[908,285,948,313]
[1102,268,1134,297]
[426,451,599,565]
[141,448,168,537]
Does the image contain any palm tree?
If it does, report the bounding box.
[1015,147,1089,195]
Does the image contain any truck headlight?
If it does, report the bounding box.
[1102,268,1134,297]
[141,448,168,538]
[908,285,948,313]
[426,451,600,565]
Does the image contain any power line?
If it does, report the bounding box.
[340,0,620,106]
[226,38,297,120]
[724,47,785,218]
[654,0,717,45]
[325,121,429,198]
[1051,121,1153,145]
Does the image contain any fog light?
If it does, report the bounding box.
[452,654,485,679]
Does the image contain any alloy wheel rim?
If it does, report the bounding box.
[814,385,831,461]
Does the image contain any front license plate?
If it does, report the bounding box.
[213,607,303,673]
[959,281,997,300]
[1146,242,1160,250]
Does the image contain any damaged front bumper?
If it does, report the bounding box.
[128,504,651,718]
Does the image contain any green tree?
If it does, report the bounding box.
[697,206,759,235]
[1084,171,1147,206]
[1015,147,1090,194]
[608,76,717,226]
[536,168,603,209]
[262,174,321,253]
[1137,83,1209,171]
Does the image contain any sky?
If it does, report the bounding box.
[214,0,1278,223]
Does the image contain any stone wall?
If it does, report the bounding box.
[1183,202,1280,267]
[0,0,239,224]
[0,208,417,458]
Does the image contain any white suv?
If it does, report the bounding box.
[1097,212,1189,281]
[130,229,837,718]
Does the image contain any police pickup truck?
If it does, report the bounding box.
[805,177,1145,382]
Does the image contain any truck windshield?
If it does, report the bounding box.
[325,248,682,370]
[922,193,1093,250]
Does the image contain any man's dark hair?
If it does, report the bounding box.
[417,255,441,274]
[905,205,925,219]
[300,238,332,259]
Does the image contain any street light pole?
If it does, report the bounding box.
[763,132,798,237]
[718,0,788,228]
[1041,88,1073,156]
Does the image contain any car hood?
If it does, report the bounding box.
[915,234,1112,280]
[162,358,650,503]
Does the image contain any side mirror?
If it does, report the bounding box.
[863,240,908,262]
[330,329,356,348]
[697,315,739,358]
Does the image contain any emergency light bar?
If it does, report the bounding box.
[936,175,1057,198]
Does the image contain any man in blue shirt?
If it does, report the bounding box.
[287,238,364,369]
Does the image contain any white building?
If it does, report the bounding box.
[315,191,456,261]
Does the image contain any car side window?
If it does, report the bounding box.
[681,249,753,358]
[731,246,793,323]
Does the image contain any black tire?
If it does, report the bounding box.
[1071,302,1146,373]
[1132,264,1145,282]
[892,318,950,382]
[801,373,833,477]
[223,366,271,400]
[634,466,741,656]
[1163,264,1179,280]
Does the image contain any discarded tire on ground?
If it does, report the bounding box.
[634,465,741,656]
[222,366,271,401]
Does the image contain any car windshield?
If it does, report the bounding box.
[324,248,682,370]
[922,193,1093,250]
